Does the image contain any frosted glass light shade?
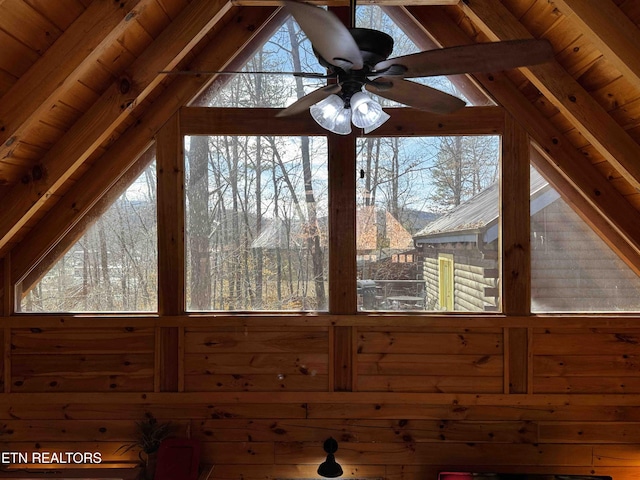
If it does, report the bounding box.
[350,91,390,133]
[310,94,352,135]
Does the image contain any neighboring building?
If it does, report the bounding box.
[414,168,640,312]
[357,206,424,308]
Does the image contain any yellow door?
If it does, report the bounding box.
[438,255,454,311]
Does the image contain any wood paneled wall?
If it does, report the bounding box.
[0,319,639,479]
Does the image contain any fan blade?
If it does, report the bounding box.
[276,83,342,117]
[366,78,466,114]
[284,1,363,71]
[374,39,554,78]
[159,70,331,79]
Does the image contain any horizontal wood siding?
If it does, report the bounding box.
[356,327,503,392]
[183,326,330,391]
[421,251,499,311]
[9,327,155,392]
[454,262,498,311]
[532,328,640,393]
[0,321,638,478]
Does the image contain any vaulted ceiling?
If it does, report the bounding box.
[1,0,640,285]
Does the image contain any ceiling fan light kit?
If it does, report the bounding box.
[278,0,555,134]
[310,94,353,135]
[310,90,390,134]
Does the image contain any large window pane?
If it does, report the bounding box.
[358,136,500,312]
[531,165,640,312]
[185,135,328,311]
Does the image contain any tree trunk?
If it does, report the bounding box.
[287,18,326,309]
[187,135,212,309]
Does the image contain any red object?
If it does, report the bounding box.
[154,438,201,480]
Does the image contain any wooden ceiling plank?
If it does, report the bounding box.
[24,0,87,31]
[407,6,640,264]
[461,0,640,192]
[0,1,61,53]
[8,6,281,279]
[551,0,640,92]
[0,0,235,253]
[0,0,155,160]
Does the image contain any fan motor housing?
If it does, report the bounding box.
[314,27,394,70]
[312,27,395,106]
[349,28,394,65]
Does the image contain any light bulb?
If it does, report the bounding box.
[350,91,389,133]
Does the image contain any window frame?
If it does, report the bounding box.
[156,106,514,316]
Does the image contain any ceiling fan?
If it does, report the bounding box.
[275,0,554,133]
[167,1,554,133]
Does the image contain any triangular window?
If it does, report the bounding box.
[17,158,158,313]
[530,165,640,312]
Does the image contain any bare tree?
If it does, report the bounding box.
[287,17,326,309]
[430,136,499,209]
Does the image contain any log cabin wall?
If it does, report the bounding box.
[1,107,640,480]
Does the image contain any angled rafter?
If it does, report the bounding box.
[460,0,640,192]
[10,6,282,285]
[551,0,640,91]
[0,0,235,254]
[405,5,640,268]
[0,0,154,158]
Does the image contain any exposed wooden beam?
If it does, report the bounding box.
[530,147,640,277]
[157,113,184,316]
[551,0,640,91]
[179,106,504,136]
[4,313,640,329]
[0,0,234,253]
[156,327,180,391]
[487,65,640,259]
[329,135,357,315]
[461,0,640,192]
[0,0,153,158]
[8,6,282,283]
[406,6,640,270]
[505,327,530,394]
[333,326,354,391]
[501,114,530,316]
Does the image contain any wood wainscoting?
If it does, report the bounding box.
[0,315,640,479]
